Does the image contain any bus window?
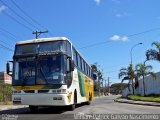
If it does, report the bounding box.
[73,49,78,66]
[77,54,81,70]
[66,42,71,57]
[81,60,84,72]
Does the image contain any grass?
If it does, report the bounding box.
[128,94,160,102]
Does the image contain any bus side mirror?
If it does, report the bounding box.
[6,61,12,76]
[71,60,74,71]
[93,73,97,80]
[67,58,74,73]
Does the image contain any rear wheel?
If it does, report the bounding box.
[29,105,38,112]
[86,93,92,105]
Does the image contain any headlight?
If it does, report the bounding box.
[13,97,21,101]
[52,89,66,94]
[12,90,21,94]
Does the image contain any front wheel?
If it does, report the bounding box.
[29,105,38,112]
[69,91,77,111]
[70,104,76,111]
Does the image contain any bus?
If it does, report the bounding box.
[7,37,96,111]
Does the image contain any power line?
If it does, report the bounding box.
[127,27,160,37]
[4,11,33,31]
[10,0,53,36]
[0,27,19,42]
[10,0,46,30]
[0,34,14,48]
[78,27,160,50]
[79,40,112,49]
[0,43,14,52]
[0,0,38,31]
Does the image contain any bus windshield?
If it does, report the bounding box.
[15,40,71,57]
[13,55,66,86]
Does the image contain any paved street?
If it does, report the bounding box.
[0,95,160,120]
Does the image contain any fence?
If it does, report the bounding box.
[122,72,160,97]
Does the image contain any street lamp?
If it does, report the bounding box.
[130,42,143,65]
[130,42,142,95]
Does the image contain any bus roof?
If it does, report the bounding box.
[16,37,70,45]
[16,37,92,68]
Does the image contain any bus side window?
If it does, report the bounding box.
[67,42,71,57]
[73,48,78,66]
[77,54,81,70]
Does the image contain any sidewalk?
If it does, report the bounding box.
[114,98,160,107]
[0,105,28,111]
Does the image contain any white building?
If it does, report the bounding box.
[122,72,160,97]
[0,72,12,84]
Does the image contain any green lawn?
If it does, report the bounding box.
[128,95,160,102]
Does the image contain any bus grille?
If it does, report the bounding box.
[23,90,35,93]
[38,90,49,93]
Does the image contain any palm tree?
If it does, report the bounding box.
[119,64,135,94]
[146,41,160,61]
[135,63,156,96]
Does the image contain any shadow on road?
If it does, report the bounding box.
[0,103,86,114]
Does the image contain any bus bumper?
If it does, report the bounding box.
[12,94,71,106]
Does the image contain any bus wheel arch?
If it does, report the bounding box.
[74,89,77,104]
[86,92,92,105]
[69,89,77,111]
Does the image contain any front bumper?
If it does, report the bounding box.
[12,93,70,106]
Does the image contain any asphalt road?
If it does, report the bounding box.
[0,95,160,120]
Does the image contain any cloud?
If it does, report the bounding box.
[94,0,101,6]
[111,0,121,4]
[115,12,128,18]
[0,5,7,13]
[110,35,129,42]
[115,13,122,18]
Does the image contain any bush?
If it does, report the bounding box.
[0,84,12,104]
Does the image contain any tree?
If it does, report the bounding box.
[135,63,156,96]
[146,41,160,61]
[119,64,135,94]
[110,83,128,95]
[91,63,104,95]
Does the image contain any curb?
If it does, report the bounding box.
[114,99,160,107]
[0,105,28,111]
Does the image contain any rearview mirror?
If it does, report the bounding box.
[6,61,13,76]
[71,60,75,71]
[93,72,97,80]
[66,58,75,73]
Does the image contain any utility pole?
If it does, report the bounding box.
[98,77,100,96]
[105,79,107,88]
[108,77,110,95]
[32,30,48,39]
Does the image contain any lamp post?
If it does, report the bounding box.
[130,42,143,94]
[130,43,143,65]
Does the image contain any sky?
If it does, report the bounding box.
[0,0,160,85]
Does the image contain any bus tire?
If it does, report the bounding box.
[70,90,77,111]
[86,93,92,105]
[29,105,38,112]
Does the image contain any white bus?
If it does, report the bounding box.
[7,37,96,111]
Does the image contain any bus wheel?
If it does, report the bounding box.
[29,105,38,112]
[86,94,92,105]
[70,91,77,111]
